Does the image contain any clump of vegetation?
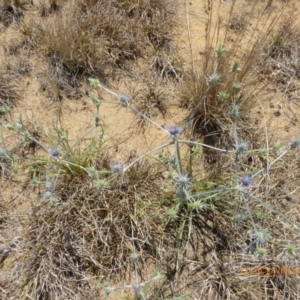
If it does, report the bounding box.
[1,0,300,299]
[0,71,20,111]
[0,0,30,27]
[33,0,177,94]
[260,16,300,86]
[179,1,280,156]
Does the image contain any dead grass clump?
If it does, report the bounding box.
[2,157,172,298]
[0,72,20,111]
[179,1,279,158]
[229,12,250,32]
[180,45,264,155]
[38,59,84,101]
[132,82,168,131]
[33,0,177,85]
[0,0,30,27]
[260,16,300,87]
[38,0,61,17]
[151,53,183,80]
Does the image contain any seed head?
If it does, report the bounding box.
[168,125,182,138]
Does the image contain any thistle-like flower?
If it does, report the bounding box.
[132,283,141,292]
[175,173,191,190]
[49,148,59,158]
[252,228,269,247]
[218,91,229,101]
[88,78,101,88]
[110,161,124,174]
[232,81,241,91]
[93,179,109,189]
[118,94,130,106]
[240,174,253,187]
[215,45,228,58]
[290,137,300,149]
[235,141,249,154]
[168,125,182,138]
[206,72,222,86]
[188,199,206,213]
[230,103,240,119]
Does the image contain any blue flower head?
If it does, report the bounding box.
[168,125,182,138]
[240,174,253,187]
[175,173,191,190]
[49,148,59,158]
[118,94,130,106]
[290,137,300,149]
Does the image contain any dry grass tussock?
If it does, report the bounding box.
[180,0,285,153]
[1,0,300,299]
[35,0,176,75]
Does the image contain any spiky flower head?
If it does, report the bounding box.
[253,228,269,247]
[110,161,124,174]
[0,104,11,116]
[188,199,206,213]
[215,45,228,58]
[256,247,267,256]
[132,283,141,292]
[218,91,229,101]
[206,72,222,86]
[49,148,59,158]
[88,78,101,88]
[285,244,296,257]
[235,141,249,154]
[166,206,179,221]
[87,167,98,180]
[93,179,109,189]
[175,173,191,190]
[118,94,130,106]
[240,174,253,187]
[168,125,182,138]
[230,103,240,120]
[273,141,284,151]
[232,81,241,91]
[290,137,300,149]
